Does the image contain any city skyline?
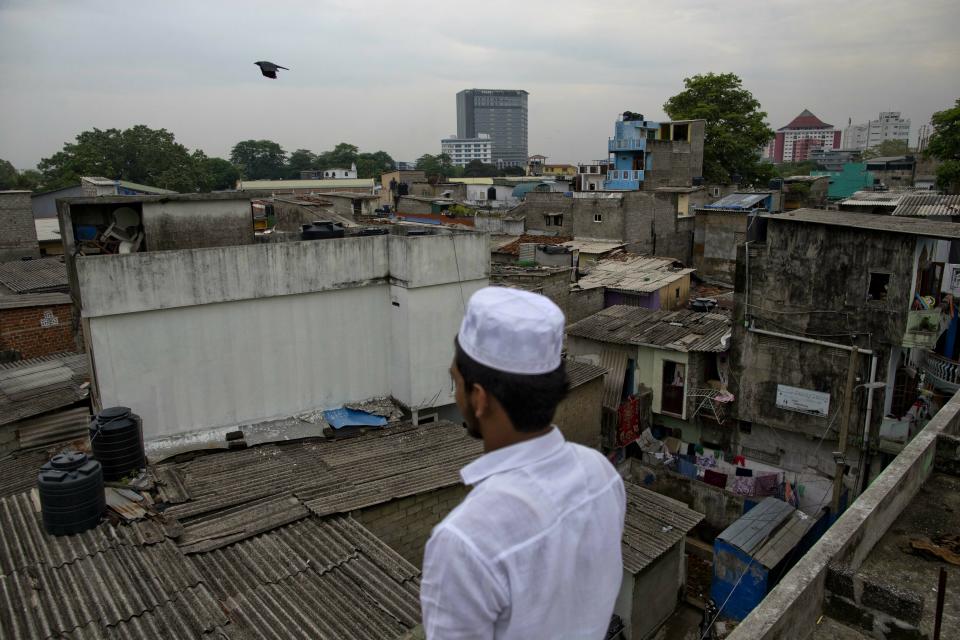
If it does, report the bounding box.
[1,0,958,169]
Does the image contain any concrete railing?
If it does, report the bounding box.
[727,390,960,639]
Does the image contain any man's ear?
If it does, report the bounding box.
[470,383,489,418]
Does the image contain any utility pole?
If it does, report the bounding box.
[832,339,859,516]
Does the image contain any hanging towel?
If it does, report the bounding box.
[755,473,779,496]
[703,469,728,489]
[735,467,753,477]
[731,476,756,496]
[677,458,698,479]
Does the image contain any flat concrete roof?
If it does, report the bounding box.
[761,208,960,239]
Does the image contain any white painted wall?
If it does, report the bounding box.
[90,287,391,438]
[77,231,490,440]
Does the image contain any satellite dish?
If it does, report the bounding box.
[112,207,139,230]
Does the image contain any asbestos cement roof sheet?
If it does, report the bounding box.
[0,257,69,294]
[0,292,71,309]
[34,219,62,243]
[701,192,770,210]
[621,482,704,575]
[575,255,693,294]
[157,421,482,523]
[238,178,375,190]
[565,359,607,390]
[717,496,814,569]
[560,239,626,254]
[839,190,903,207]
[891,193,960,217]
[762,208,960,239]
[568,306,731,353]
[0,353,89,427]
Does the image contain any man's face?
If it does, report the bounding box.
[450,361,482,440]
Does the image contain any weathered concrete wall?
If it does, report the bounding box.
[396,196,433,214]
[0,191,39,261]
[567,288,605,324]
[643,120,706,189]
[554,376,604,448]
[728,391,960,640]
[571,197,628,240]
[693,211,747,284]
[627,460,746,533]
[142,199,254,251]
[0,303,76,359]
[632,541,685,639]
[731,224,913,440]
[354,484,468,568]
[490,268,599,325]
[513,192,576,236]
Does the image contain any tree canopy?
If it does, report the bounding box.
[927,98,960,193]
[663,72,775,186]
[861,139,909,160]
[462,160,500,178]
[415,153,460,180]
[230,139,287,180]
[37,125,237,192]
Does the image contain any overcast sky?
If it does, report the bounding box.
[1,0,958,170]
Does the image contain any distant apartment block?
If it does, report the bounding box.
[765,109,841,163]
[456,89,528,167]
[441,134,493,167]
[842,111,911,151]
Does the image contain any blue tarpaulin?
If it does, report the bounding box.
[323,408,388,430]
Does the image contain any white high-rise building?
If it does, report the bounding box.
[842,112,911,151]
[441,134,493,167]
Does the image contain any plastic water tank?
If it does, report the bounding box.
[38,452,105,535]
[90,407,145,481]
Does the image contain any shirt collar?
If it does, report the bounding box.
[460,427,566,486]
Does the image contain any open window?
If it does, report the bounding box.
[661,361,685,417]
[867,272,890,301]
[672,123,689,141]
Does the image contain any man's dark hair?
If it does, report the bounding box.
[455,338,569,432]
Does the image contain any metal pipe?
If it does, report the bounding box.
[862,354,879,448]
[933,567,947,640]
[747,326,874,355]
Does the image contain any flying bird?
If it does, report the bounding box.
[254,61,289,79]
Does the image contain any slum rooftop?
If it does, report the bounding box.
[568,306,731,353]
[760,208,960,239]
[891,193,960,217]
[575,255,693,294]
[0,257,69,295]
[0,420,482,639]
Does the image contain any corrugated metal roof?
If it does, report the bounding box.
[701,192,770,210]
[0,258,69,294]
[575,255,693,294]
[717,497,813,569]
[763,208,960,239]
[239,178,375,190]
[0,292,71,309]
[839,190,903,207]
[621,482,704,575]
[194,515,420,639]
[599,348,629,410]
[891,193,960,217]
[565,359,607,390]
[34,219,62,243]
[568,306,731,353]
[0,353,89,427]
[158,421,482,522]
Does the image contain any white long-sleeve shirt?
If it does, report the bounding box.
[421,427,626,639]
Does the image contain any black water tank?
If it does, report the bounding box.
[357,228,388,236]
[301,221,345,240]
[90,407,145,481]
[38,452,105,536]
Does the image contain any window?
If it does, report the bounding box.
[867,272,890,301]
[594,213,602,223]
[660,361,685,417]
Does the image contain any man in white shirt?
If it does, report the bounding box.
[421,287,626,639]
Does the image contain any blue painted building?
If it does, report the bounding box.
[710,497,818,621]
[604,112,660,191]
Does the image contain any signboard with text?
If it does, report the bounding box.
[776,385,830,417]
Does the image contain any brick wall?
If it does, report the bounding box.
[353,484,469,568]
[0,304,76,359]
[0,191,39,261]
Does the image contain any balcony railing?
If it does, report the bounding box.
[608,137,646,152]
[605,170,644,182]
[919,350,960,393]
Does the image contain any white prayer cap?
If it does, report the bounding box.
[457,286,565,375]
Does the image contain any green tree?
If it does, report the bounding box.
[202,157,241,190]
[355,150,395,179]
[230,139,287,180]
[317,143,359,171]
[285,149,318,179]
[926,98,960,193]
[0,159,18,190]
[500,166,526,177]
[17,169,43,191]
[463,160,499,178]
[663,72,775,186]
[415,153,458,180]
[861,139,909,160]
[776,160,818,177]
[38,125,210,192]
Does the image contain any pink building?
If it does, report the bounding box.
[766,109,841,163]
